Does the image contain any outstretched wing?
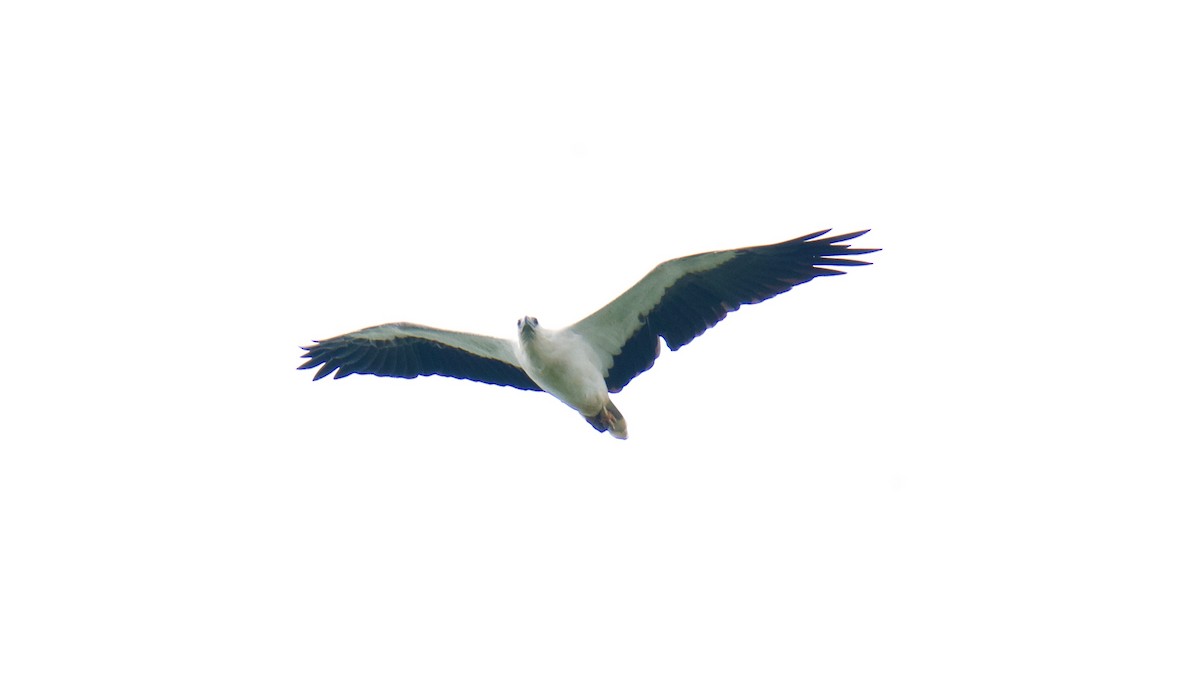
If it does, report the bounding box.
[299,322,541,391]
[569,230,878,392]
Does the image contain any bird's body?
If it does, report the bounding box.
[300,230,878,438]
[515,317,628,438]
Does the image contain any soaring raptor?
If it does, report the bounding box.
[299,230,877,438]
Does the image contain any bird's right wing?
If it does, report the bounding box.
[299,322,541,391]
[570,230,878,392]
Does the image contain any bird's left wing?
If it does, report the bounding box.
[569,230,878,392]
[299,322,541,391]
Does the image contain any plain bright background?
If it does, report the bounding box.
[3,2,1197,674]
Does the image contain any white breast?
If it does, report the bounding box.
[516,327,610,416]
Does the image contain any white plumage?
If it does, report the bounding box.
[300,230,877,438]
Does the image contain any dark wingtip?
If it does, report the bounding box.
[299,342,327,377]
[820,256,876,266]
[312,362,337,380]
[789,229,878,250]
[815,229,872,244]
[818,230,880,259]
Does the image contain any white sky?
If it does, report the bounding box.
[3,1,1198,674]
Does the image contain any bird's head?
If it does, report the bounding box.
[517,316,539,339]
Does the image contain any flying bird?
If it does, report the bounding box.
[299,230,877,439]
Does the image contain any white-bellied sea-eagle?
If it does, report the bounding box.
[299,230,877,439]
